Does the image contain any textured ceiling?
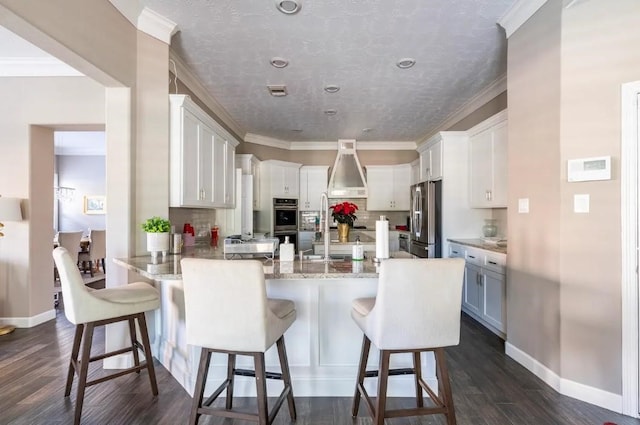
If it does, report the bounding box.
[145,0,515,143]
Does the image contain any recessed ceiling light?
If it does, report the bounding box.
[270,57,289,68]
[362,128,373,133]
[324,85,340,93]
[291,129,303,132]
[276,0,301,14]
[324,109,337,116]
[267,85,288,96]
[396,58,416,69]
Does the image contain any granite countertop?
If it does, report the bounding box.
[447,238,507,255]
[114,245,413,280]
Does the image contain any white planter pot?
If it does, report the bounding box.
[147,232,170,256]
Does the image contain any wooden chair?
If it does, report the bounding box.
[351,258,465,425]
[78,229,106,277]
[181,258,297,425]
[53,247,160,425]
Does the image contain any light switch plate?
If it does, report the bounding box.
[574,194,590,213]
[518,198,529,213]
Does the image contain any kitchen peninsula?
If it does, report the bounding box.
[114,248,430,397]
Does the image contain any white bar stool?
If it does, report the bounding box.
[52,247,160,425]
[181,258,297,425]
[350,258,465,425]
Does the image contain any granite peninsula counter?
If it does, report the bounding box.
[114,248,433,398]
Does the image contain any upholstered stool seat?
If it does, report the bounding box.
[351,258,465,425]
[181,258,297,425]
[53,247,160,425]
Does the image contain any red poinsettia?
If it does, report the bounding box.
[330,202,358,226]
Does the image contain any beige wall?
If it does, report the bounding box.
[446,91,508,131]
[558,0,640,393]
[508,0,640,396]
[0,77,105,321]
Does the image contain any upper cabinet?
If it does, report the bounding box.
[365,164,411,211]
[260,160,302,199]
[468,110,508,208]
[300,166,328,211]
[417,138,442,182]
[169,95,239,209]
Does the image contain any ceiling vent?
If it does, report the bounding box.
[327,139,368,198]
[267,85,288,97]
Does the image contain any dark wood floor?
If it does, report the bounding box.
[1,304,638,425]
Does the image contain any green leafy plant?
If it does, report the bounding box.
[141,216,171,233]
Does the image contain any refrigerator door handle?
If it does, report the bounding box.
[413,187,422,238]
[427,182,435,245]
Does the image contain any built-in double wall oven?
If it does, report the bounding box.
[273,198,298,248]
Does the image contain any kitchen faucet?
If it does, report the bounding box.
[320,192,330,262]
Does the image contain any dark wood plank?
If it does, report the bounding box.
[1,309,639,424]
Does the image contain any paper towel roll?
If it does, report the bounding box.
[375,219,389,260]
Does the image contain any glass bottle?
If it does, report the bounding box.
[482,219,498,237]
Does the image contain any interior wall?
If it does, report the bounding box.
[558,0,640,394]
[446,91,508,131]
[0,77,105,321]
[506,0,563,375]
[57,155,106,234]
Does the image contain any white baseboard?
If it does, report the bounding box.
[0,309,56,328]
[505,342,623,413]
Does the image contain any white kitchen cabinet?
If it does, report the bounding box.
[299,166,328,211]
[468,110,507,208]
[236,154,260,209]
[169,94,239,209]
[449,243,506,338]
[365,164,411,211]
[417,138,442,182]
[261,160,301,198]
[410,158,420,185]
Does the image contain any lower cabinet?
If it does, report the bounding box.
[449,243,506,339]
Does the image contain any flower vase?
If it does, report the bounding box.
[147,232,170,258]
[337,223,350,242]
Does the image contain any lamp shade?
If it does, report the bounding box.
[0,197,23,221]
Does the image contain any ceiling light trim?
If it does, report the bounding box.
[270,57,289,68]
[396,58,416,69]
[498,0,549,38]
[268,85,288,96]
[137,7,179,45]
[324,85,340,93]
[276,0,302,15]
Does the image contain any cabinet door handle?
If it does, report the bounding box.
[468,255,476,259]
[488,261,497,265]
[488,190,492,201]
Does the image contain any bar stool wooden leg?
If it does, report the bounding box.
[435,347,456,425]
[413,351,424,407]
[254,353,268,425]
[276,335,297,420]
[352,335,371,416]
[190,348,212,425]
[225,354,236,410]
[128,318,141,372]
[65,324,83,397]
[374,350,391,425]
[74,323,95,425]
[137,313,159,395]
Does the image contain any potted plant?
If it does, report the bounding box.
[142,216,171,257]
[330,202,358,242]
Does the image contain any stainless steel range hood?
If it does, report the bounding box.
[327,139,368,198]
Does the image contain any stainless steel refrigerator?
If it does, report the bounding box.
[409,181,442,258]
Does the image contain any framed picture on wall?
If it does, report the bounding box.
[83,195,106,215]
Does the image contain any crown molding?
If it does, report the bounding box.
[498,0,549,38]
[245,135,417,151]
[137,7,178,45]
[244,133,292,150]
[108,0,141,27]
[466,109,508,137]
[418,73,507,144]
[0,57,83,77]
[170,50,245,141]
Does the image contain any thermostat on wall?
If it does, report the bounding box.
[567,156,611,182]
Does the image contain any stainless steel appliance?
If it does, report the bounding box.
[398,233,409,253]
[409,181,441,258]
[273,198,298,249]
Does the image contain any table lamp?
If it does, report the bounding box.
[0,196,23,336]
